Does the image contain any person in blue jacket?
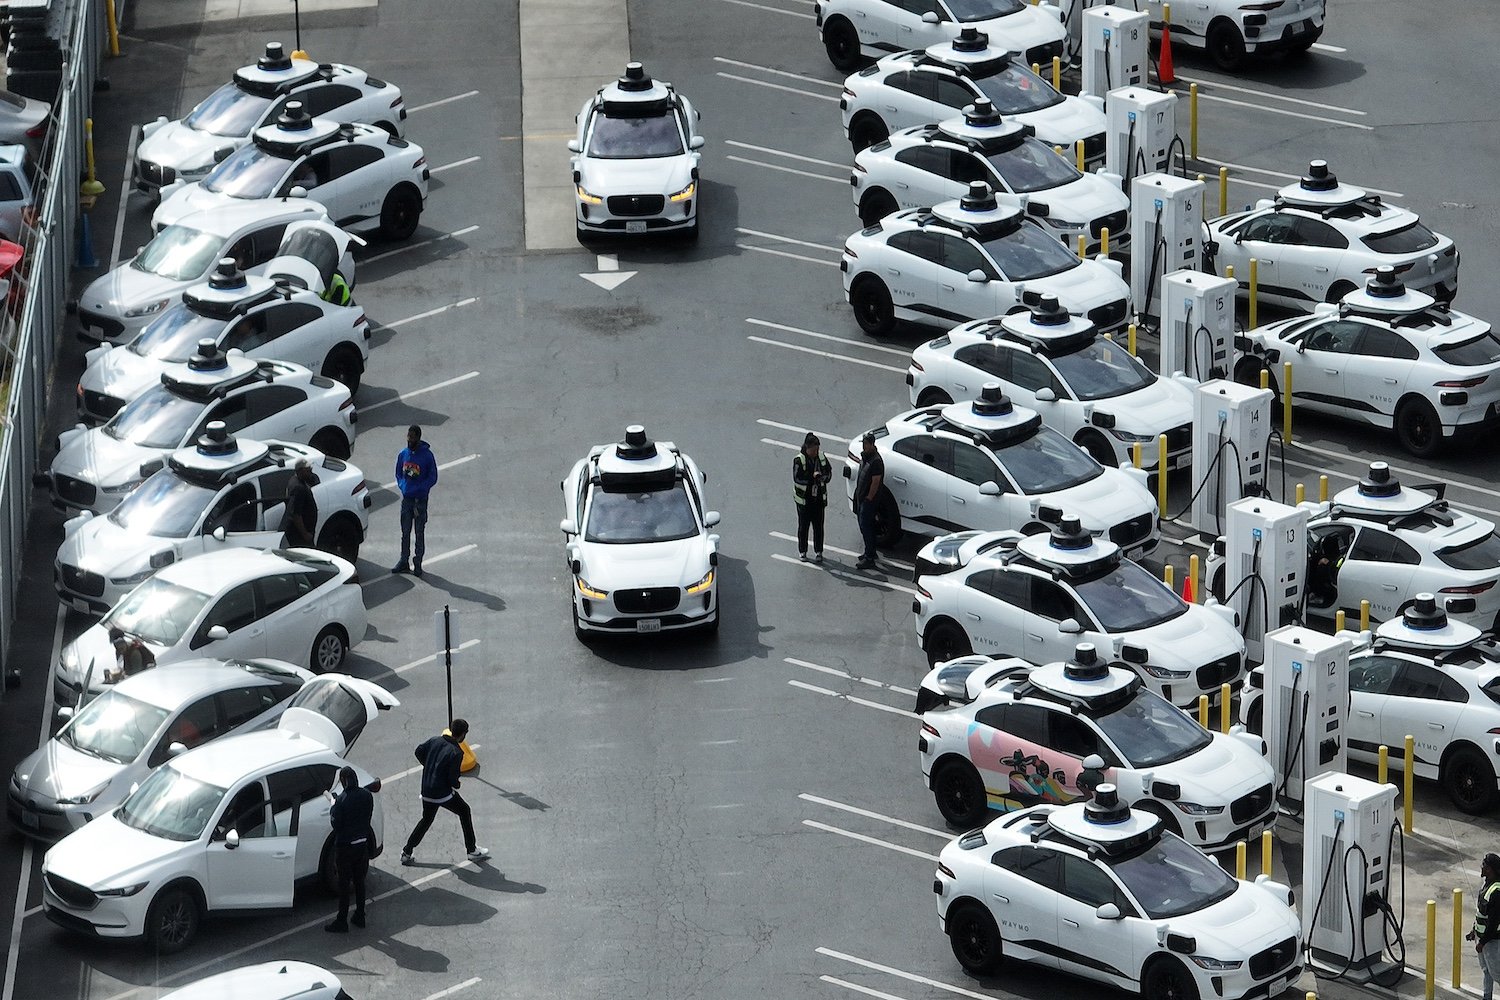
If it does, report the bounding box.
[393,424,438,576]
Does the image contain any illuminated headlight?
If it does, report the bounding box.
[1142,663,1191,679]
[55,782,109,806]
[686,568,715,594]
[576,577,608,600]
[575,185,604,206]
[1173,800,1225,815]
[101,479,143,495]
[669,181,696,203]
[95,881,148,898]
[1109,428,1156,442]
[60,644,79,671]
[122,299,169,319]
[109,568,154,586]
[1190,956,1243,971]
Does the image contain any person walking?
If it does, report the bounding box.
[325,765,374,933]
[392,425,438,576]
[1469,852,1500,1000]
[853,431,884,570]
[793,432,832,563]
[400,719,489,865]
[279,457,320,549]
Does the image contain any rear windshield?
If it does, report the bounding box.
[285,680,365,746]
[1361,222,1439,255]
[1436,532,1500,572]
[1434,333,1500,367]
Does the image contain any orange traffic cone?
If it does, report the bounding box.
[1181,571,1194,604]
[1158,20,1176,85]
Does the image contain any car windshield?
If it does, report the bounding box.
[987,138,1080,193]
[131,226,222,281]
[102,386,202,449]
[1434,332,1500,367]
[203,146,290,198]
[101,576,212,647]
[183,82,272,138]
[116,765,226,842]
[945,0,1026,21]
[1361,222,1439,255]
[1437,532,1500,572]
[109,471,217,539]
[975,64,1064,114]
[1110,830,1239,918]
[1050,338,1156,399]
[1093,690,1211,767]
[586,110,684,159]
[130,306,223,361]
[59,689,170,765]
[994,425,1101,493]
[979,223,1081,281]
[1073,559,1188,631]
[585,483,700,543]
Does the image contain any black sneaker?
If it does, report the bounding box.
[351,912,366,928]
[855,558,876,570]
[390,563,409,574]
[412,563,423,577]
[325,920,349,933]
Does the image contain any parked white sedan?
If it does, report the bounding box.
[817,0,1065,73]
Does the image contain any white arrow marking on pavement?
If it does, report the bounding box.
[581,252,637,290]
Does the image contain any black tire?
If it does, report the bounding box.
[1245,697,1263,738]
[1325,279,1357,304]
[947,902,1004,975]
[850,276,896,337]
[309,427,352,460]
[321,344,364,393]
[318,516,362,564]
[925,620,973,667]
[917,387,953,407]
[145,885,201,954]
[1395,397,1443,458]
[858,188,899,228]
[848,114,889,153]
[873,485,903,548]
[1443,744,1497,815]
[823,17,862,72]
[1233,359,1280,408]
[1206,19,1246,71]
[311,625,348,674]
[933,760,989,828]
[319,836,340,894]
[1143,957,1200,1000]
[1077,431,1118,467]
[379,184,423,240]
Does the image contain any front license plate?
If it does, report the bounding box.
[625,221,647,234]
[21,810,38,829]
[70,598,90,614]
[636,618,661,633]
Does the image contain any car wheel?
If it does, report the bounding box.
[1143,957,1200,1000]
[1077,431,1118,467]
[947,902,1004,975]
[309,427,352,460]
[874,485,903,548]
[318,516,362,564]
[850,276,896,337]
[1325,279,1357,304]
[321,344,364,393]
[917,387,953,407]
[1395,397,1443,458]
[146,885,201,955]
[1233,358,1280,406]
[1206,19,1246,71]
[311,625,348,674]
[848,114,889,154]
[378,184,423,240]
[823,17,862,72]
[1443,745,1497,815]
[925,620,973,667]
[933,760,989,828]
[858,188,899,228]
[319,836,341,894]
[1245,697,1262,737]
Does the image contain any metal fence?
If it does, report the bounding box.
[0,0,106,672]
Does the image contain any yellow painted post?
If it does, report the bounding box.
[1055,144,1065,158]
[1236,841,1247,879]
[1282,362,1293,443]
[1052,55,1062,91]
[1454,888,1464,989]
[1157,435,1168,515]
[1188,554,1199,603]
[1296,482,1306,504]
[1078,234,1087,260]
[105,0,121,55]
[1378,744,1389,784]
[1076,140,1085,173]
[1221,683,1232,732]
[1164,564,1175,591]
[1261,830,1273,876]
[1163,2,1171,27]
[1128,322,1138,357]
[1199,694,1210,728]
[1426,900,1437,1000]
[1033,61,1042,77]
[1361,599,1371,632]
[1133,441,1143,469]
[1219,166,1229,217]
[1248,258,1260,329]
[1405,735,1415,835]
[1226,263,1235,281]
[81,119,105,198]
[1260,368,1269,391]
[1319,475,1329,502]
[1335,609,1347,633]
[1101,228,1110,255]
[1190,83,1199,159]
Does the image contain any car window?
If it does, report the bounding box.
[888,230,945,265]
[985,138,1081,194]
[1348,528,1420,565]
[1291,217,1347,249]
[992,845,1062,890]
[979,223,1080,281]
[885,71,936,101]
[1392,663,1467,702]
[264,301,326,342]
[1048,712,1104,759]
[998,702,1051,743]
[1435,333,1500,367]
[938,235,994,277]
[933,76,978,110]
[1240,213,1297,244]
[326,143,383,181]
[1062,855,1127,909]
[895,145,950,175]
[0,171,23,202]
[1008,352,1058,393]
[246,384,308,423]
[222,311,272,352]
[202,393,251,435]
[284,679,369,748]
[1437,532,1500,571]
[248,224,292,266]
[974,64,1063,114]
[949,150,989,185]
[206,482,258,534]
[1303,320,1364,355]
[258,572,315,616]
[1362,222,1439,255]
[949,441,999,486]
[1356,328,1419,361]
[218,777,272,839]
[1029,577,1080,622]
[893,435,951,468]
[200,581,260,639]
[59,689,171,765]
[266,764,337,838]
[968,567,1029,605]
[1350,655,1403,695]
[895,0,943,15]
[286,83,361,118]
[217,684,276,730]
[955,343,1010,378]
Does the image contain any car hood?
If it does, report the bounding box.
[13,740,126,805]
[970,8,1065,50]
[576,154,694,197]
[1090,378,1194,434]
[58,626,170,689]
[137,123,237,175]
[52,427,160,491]
[1039,175,1128,224]
[154,185,238,231]
[44,811,184,890]
[79,263,184,318]
[81,346,165,403]
[1042,467,1153,531]
[1170,881,1300,960]
[1027,260,1128,312]
[58,514,172,579]
[1150,733,1274,801]
[1016,97,1105,148]
[578,536,710,589]
[1127,607,1244,666]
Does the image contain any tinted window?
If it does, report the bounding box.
[886,72,935,101]
[204,582,259,635]
[258,572,315,616]
[1357,328,1418,361]
[273,226,341,285]
[246,384,308,423]
[1437,532,1500,571]
[287,84,361,118]
[888,230,944,264]
[1392,663,1466,702]
[326,144,383,181]
[247,224,292,266]
[203,393,251,434]
[1000,702,1051,743]
[968,567,1029,605]
[894,435,951,468]
[0,171,23,202]
[895,146,949,174]
[944,0,1025,21]
[933,77,979,110]
[1092,690,1212,767]
[1008,352,1055,393]
[284,680,368,746]
[1063,855,1126,908]
[992,845,1062,889]
[954,343,1009,378]
[1291,218,1347,249]
[1303,320,1364,355]
[1350,654,1403,695]
[1348,528,1420,565]
[1434,333,1500,367]
[1240,213,1296,244]
[1029,578,1078,622]
[949,441,999,486]
[217,684,276,729]
[219,778,272,838]
[1362,223,1439,254]
[1048,712,1103,758]
[939,236,993,277]
[267,763,338,806]
[205,482,257,534]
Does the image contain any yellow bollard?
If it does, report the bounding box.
[1335,609,1346,633]
[1188,554,1199,603]
[1163,2,1171,27]
[1249,258,1260,329]
[1199,694,1210,729]
[1405,735,1415,835]
[1101,227,1110,256]
[1282,362,1293,443]
[1165,564,1175,591]
[1157,434,1168,515]
[81,119,105,199]
[1319,475,1328,502]
[1261,829,1273,877]
[1076,140,1085,173]
[1033,61,1042,77]
[1295,482,1305,505]
[1190,83,1199,160]
[1260,368,1269,391]
[1052,55,1062,92]
[1378,744,1388,784]
[1133,441,1143,469]
[1426,899,1437,1000]
[1221,683,1231,733]
[1454,888,1464,990]
[1361,599,1371,632]
[1055,144,1065,158]
[1226,263,1235,281]
[1078,234,1087,260]
[1128,322,1137,357]
[105,0,121,55]
[1219,166,1229,217]
[1236,841,1247,879]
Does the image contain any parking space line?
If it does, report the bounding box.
[802,819,937,860]
[386,298,479,330]
[408,91,480,113]
[740,244,843,266]
[726,140,847,169]
[1177,77,1365,115]
[714,58,840,88]
[726,154,846,183]
[748,317,911,357]
[1193,91,1372,130]
[431,156,480,174]
[110,123,140,268]
[799,794,947,838]
[394,638,482,675]
[788,679,917,717]
[362,543,478,586]
[716,0,817,19]
[816,948,994,1000]
[763,437,854,466]
[769,532,913,571]
[749,336,908,373]
[772,554,917,595]
[716,73,839,103]
[421,977,482,1000]
[736,231,844,254]
[362,371,481,412]
[371,455,479,492]
[820,975,913,1000]
[1311,42,1345,53]
[785,658,918,697]
[1200,158,1402,198]
[758,418,849,444]
[362,225,480,265]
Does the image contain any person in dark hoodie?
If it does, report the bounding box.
[400,718,489,865]
[392,424,438,576]
[325,765,374,933]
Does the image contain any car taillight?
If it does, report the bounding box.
[353,481,368,495]
[921,722,941,738]
[916,584,932,599]
[937,862,956,879]
[852,162,867,174]
[1239,1,1283,8]
[390,97,404,109]
[910,359,925,371]
[1436,376,1488,388]
[338,396,355,411]
[1441,580,1496,595]
[843,86,857,98]
[413,156,426,170]
[844,244,857,257]
[353,313,367,327]
[25,122,45,138]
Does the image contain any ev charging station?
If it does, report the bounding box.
[1160,270,1236,382]
[1128,171,1200,322]
[1303,771,1402,984]
[1190,379,1272,540]
[1081,5,1148,102]
[1107,89,1179,185]
[1225,498,1308,664]
[1264,625,1348,808]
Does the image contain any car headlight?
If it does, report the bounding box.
[669,181,696,203]
[95,881,148,897]
[1141,663,1191,679]
[575,185,603,206]
[686,568,714,594]
[576,577,608,600]
[108,568,154,586]
[1109,428,1157,443]
[55,782,109,806]
[101,478,143,495]
[60,644,79,671]
[122,298,169,319]
[1173,800,1225,816]
[1190,956,1243,971]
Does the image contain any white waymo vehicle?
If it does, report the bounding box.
[908,296,1193,470]
[847,385,1159,553]
[561,426,721,637]
[570,63,703,239]
[1205,160,1458,310]
[55,422,370,614]
[853,100,1129,251]
[1131,0,1325,70]
[842,182,1130,337]
[914,521,1245,706]
[817,0,1065,73]
[1233,267,1500,457]
[41,673,397,953]
[155,962,349,1000]
[136,42,406,197]
[934,786,1302,1000]
[155,102,428,241]
[917,644,1275,848]
[842,29,1106,160]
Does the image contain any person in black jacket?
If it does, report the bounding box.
[400,718,489,865]
[793,432,832,563]
[326,765,374,933]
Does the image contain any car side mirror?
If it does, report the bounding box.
[1035,388,1057,403]
[705,511,721,527]
[55,706,74,722]
[559,518,578,535]
[224,829,240,849]
[211,525,226,542]
[167,741,188,757]
[966,268,987,283]
[1058,617,1082,634]
[1297,341,1308,354]
[1234,231,1244,245]
[1096,902,1122,921]
[1082,753,1105,771]
[690,136,705,150]
[288,185,309,199]
[921,9,940,22]
[978,481,1001,497]
[207,624,230,641]
[570,558,581,575]
[214,147,233,164]
[566,139,580,153]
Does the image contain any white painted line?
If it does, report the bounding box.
[799,793,948,838]
[748,317,910,357]
[1200,158,1402,198]
[736,229,844,254]
[802,819,937,860]
[739,244,843,267]
[758,418,849,444]
[1193,91,1372,131]
[1310,42,1345,53]
[109,123,140,268]
[788,678,917,717]
[19,907,37,920]
[749,335,907,373]
[695,676,735,683]
[820,975,913,1000]
[1286,441,1500,505]
[394,638,482,675]
[817,948,996,1000]
[726,140,848,169]
[386,297,479,330]
[714,57,842,88]
[598,253,619,272]
[1177,77,1366,115]
[361,371,481,412]
[769,531,913,571]
[385,762,423,782]
[726,154,846,183]
[363,543,478,586]
[785,657,918,697]
[703,739,740,745]
[363,225,480,265]
[773,554,917,594]
[716,72,839,103]
[408,90,480,113]
[717,0,816,18]
[431,155,480,174]
[422,978,482,1000]
[764,438,856,467]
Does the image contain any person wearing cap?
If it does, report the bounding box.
[279,456,320,549]
[793,432,832,563]
[1471,853,1500,999]
[393,425,438,576]
[853,431,884,570]
[104,626,155,684]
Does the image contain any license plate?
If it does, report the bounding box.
[21,810,38,829]
[625,221,647,234]
[70,598,90,614]
[636,618,661,633]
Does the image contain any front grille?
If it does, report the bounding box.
[607,194,665,217]
[1248,935,1299,980]
[1165,423,1192,453]
[1091,209,1127,239]
[1109,512,1153,547]
[52,474,96,507]
[1231,783,1273,824]
[1088,299,1128,330]
[614,587,680,614]
[77,308,124,339]
[58,562,105,597]
[1024,40,1063,66]
[1082,132,1106,161]
[45,873,97,910]
[1196,653,1240,690]
[81,390,123,420]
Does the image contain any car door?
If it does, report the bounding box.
[176,481,256,561]
[936,234,1005,322]
[1287,217,1350,302]
[278,673,400,755]
[1345,653,1404,763]
[255,569,324,664]
[985,845,1062,967]
[878,70,938,125]
[1055,855,1141,989]
[885,230,944,318]
[1345,327,1419,422]
[859,0,908,49]
[1021,576,1091,664]
[890,436,954,529]
[202,478,280,553]
[1292,319,1363,415]
[189,580,265,656]
[322,144,386,228]
[266,762,341,877]
[1006,350,1072,428]
[1341,527,1420,622]
[242,384,313,442]
[1377,661,1468,779]
[256,466,298,535]
[958,567,1031,656]
[972,702,1055,810]
[891,146,953,211]
[240,301,327,367]
[945,440,1013,530]
[199,391,253,436]
[205,776,296,909]
[951,342,1010,398]
[1043,710,1117,804]
[1226,213,1297,302]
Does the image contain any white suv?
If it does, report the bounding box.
[817,0,1065,73]
[1127,0,1325,70]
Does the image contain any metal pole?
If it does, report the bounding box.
[293,0,303,55]
[443,603,454,724]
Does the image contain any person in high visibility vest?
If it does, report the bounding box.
[324,271,352,307]
[1468,852,1500,1000]
[793,432,832,563]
